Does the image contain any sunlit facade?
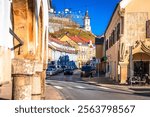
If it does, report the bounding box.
[105,0,150,84]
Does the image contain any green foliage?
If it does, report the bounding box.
[49,28,95,42]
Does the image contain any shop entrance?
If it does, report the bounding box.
[134,61,149,76]
[133,52,150,76]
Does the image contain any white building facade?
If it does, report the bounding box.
[0,0,13,85]
[48,38,77,65]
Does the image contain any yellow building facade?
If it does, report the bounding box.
[105,0,150,84]
[95,36,105,73]
[60,35,95,68]
[60,35,79,49]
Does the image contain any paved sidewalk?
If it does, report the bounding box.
[0,82,64,100]
[45,84,64,100]
[82,76,150,94]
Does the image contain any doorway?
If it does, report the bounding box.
[134,61,149,76]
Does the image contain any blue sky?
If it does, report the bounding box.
[52,0,120,36]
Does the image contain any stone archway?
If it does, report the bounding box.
[36,2,43,61]
[133,52,150,61]
[133,52,150,76]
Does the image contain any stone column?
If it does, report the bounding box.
[41,70,46,100]
[119,62,128,84]
[31,62,43,100]
[12,59,34,100]
[41,63,47,100]
[31,74,41,100]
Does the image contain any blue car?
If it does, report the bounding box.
[64,68,73,75]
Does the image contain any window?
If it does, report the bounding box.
[111,33,113,45]
[114,27,117,43]
[112,30,115,44]
[109,36,111,48]
[117,23,120,41]
[146,20,150,38]
[121,17,124,34]
[106,40,108,50]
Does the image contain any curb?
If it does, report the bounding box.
[84,80,135,93]
[84,80,150,94]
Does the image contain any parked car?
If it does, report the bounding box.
[81,65,96,77]
[56,66,63,73]
[64,68,73,75]
[46,68,55,76]
[46,65,57,76]
[61,65,67,71]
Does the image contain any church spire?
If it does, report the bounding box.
[83,10,91,32]
[85,10,90,19]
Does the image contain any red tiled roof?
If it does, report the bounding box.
[69,36,88,44]
[78,37,90,43]
[49,37,77,54]
[49,44,77,54]
[49,37,71,47]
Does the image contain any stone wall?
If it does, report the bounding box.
[123,12,149,61]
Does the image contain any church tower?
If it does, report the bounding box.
[84,10,91,32]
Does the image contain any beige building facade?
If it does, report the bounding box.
[95,36,105,73]
[105,0,150,84]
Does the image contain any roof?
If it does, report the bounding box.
[104,3,120,35]
[48,37,77,54]
[49,44,77,54]
[68,35,92,45]
[84,10,90,19]
[49,37,71,47]
[69,36,84,44]
[79,37,90,43]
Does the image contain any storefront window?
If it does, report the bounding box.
[134,61,149,76]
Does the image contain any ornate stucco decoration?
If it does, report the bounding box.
[119,8,125,17]
[120,39,143,62]
[141,40,150,55]
[119,12,149,62]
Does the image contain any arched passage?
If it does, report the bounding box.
[36,2,43,61]
[133,52,150,75]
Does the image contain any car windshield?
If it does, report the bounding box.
[81,66,92,71]
[47,68,52,71]
[48,66,56,69]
